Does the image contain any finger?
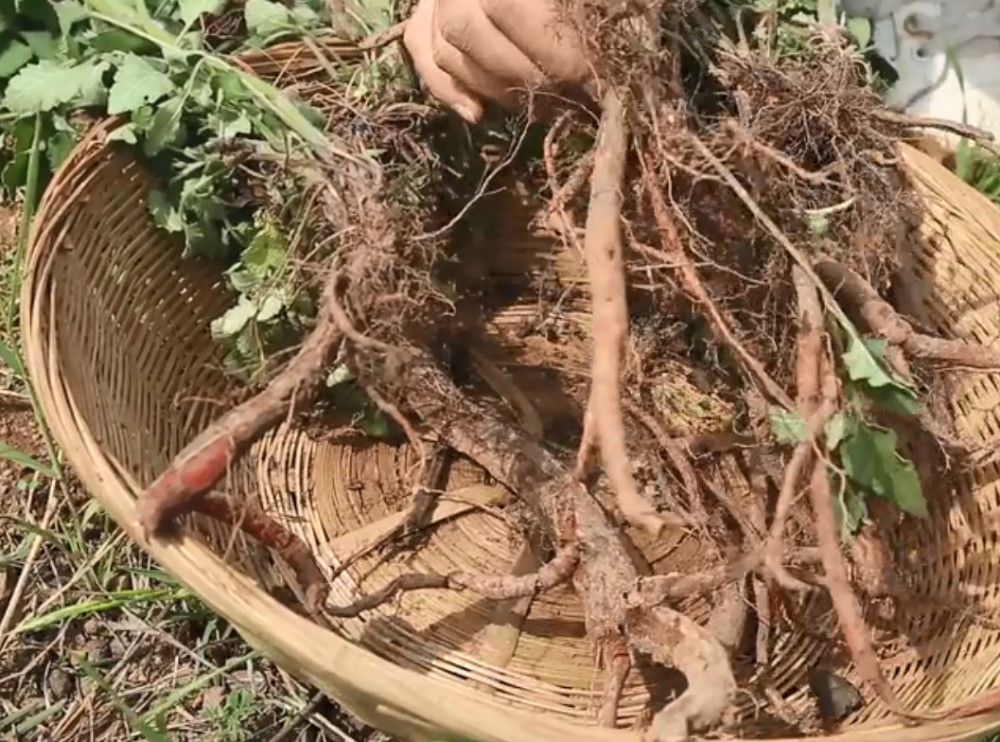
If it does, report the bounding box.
[403,0,484,123]
[436,0,545,90]
[480,0,590,85]
[430,5,518,106]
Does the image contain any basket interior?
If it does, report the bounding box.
[23,124,1000,740]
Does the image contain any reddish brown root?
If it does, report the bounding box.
[324,543,579,618]
[135,271,343,537]
[814,256,1000,369]
[194,492,329,615]
[582,90,666,537]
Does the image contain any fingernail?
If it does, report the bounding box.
[453,104,479,124]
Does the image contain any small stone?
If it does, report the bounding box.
[808,667,864,722]
[48,667,74,700]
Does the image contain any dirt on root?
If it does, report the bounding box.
[59,6,1000,742]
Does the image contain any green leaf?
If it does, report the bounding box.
[90,28,156,54]
[824,412,848,451]
[147,190,184,232]
[244,0,292,36]
[863,384,919,417]
[54,0,87,35]
[832,476,867,542]
[840,424,927,518]
[0,338,24,375]
[806,212,829,236]
[213,298,257,339]
[0,37,33,79]
[326,364,353,387]
[841,336,897,389]
[73,58,110,107]
[0,441,55,477]
[106,122,138,144]
[207,110,251,140]
[361,407,392,438]
[227,266,257,293]
[256,292,284,322]
[142,96,184,155]
[768,407,805,444]
[106,54,174,114]
[846,16,872,49]
[15,0,58,26]
[241,224,287,277]
[21,30,56,60]
[47,130,75,170]
[4,60,89,113]
[178,0,226,25]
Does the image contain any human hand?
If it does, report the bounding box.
[402,0,591,123]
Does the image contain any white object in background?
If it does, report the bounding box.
[840,0,1000,149]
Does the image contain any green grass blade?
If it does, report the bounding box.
[13,587,187,633]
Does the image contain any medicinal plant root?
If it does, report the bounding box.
[193,492,330,615]
[135,270,344,537]
[814,256,1000,369]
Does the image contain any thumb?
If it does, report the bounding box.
[403,0,484,123]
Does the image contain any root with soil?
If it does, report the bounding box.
[129,6,1000,739]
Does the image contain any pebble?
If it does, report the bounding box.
[47,667,74,700]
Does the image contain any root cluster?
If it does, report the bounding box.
[130,6,1000,740]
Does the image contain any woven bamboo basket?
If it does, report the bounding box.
[19,35,1000,742]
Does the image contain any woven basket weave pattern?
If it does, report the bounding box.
[19,39,1000,742]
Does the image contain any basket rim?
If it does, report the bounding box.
[19,111,1000,742]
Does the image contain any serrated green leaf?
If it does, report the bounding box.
[0,37,32,78]
[213,299,257,338]
[4,60,88,113]
[244,0,292,36]
[74,58,110,107]
[841,336,896,388]
[142,96,184,155]
[840,424,927,518]
[107,54,174,114]
[824,412,848,451]
[769,407,806,444]
[147,190,184,233]
[256,292,284,322]
[226,266,257,293]
[178,0,226,25]
[242,224,287,277]
[207,110,252,140]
